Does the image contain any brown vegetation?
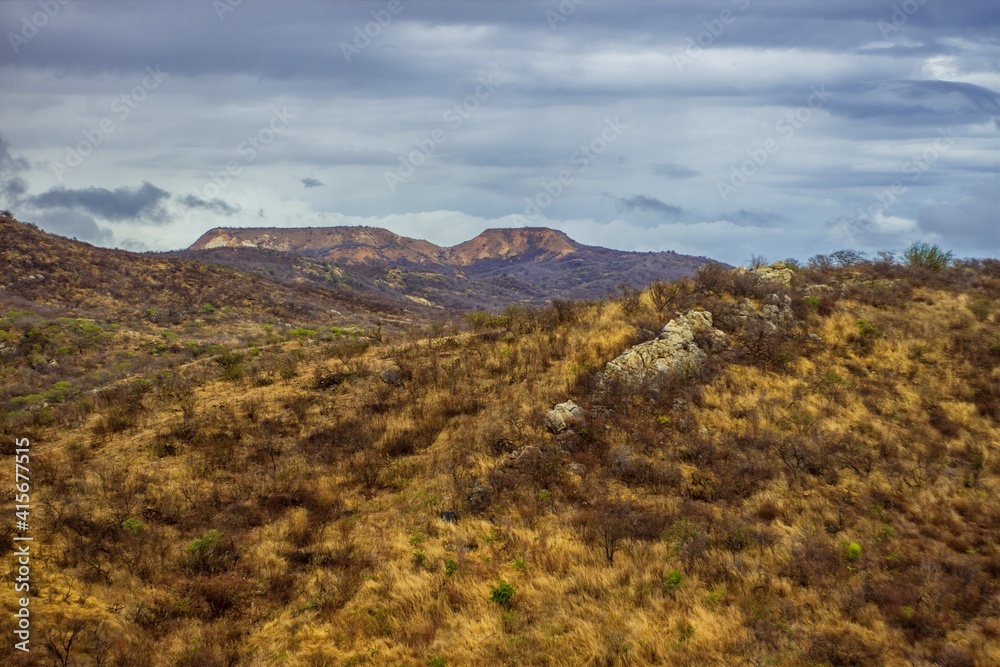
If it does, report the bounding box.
[2,222,999,665]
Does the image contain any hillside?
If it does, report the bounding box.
[0,214,419,423]
[0,214,412,327]
[184,225,714,310]
[2,237,999,666]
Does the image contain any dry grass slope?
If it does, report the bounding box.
[2,241,1000,666]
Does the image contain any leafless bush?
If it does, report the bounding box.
[576,499,666,563]
[695,262,732,295]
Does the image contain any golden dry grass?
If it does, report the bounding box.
[3,259,1000,666]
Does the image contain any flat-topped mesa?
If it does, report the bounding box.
[188,226,450,264]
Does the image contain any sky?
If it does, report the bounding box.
[0,0,998,265]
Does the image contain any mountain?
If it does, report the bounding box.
[191,225,450,264]
[185,225,717,310]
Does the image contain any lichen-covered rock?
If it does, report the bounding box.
[804,284,833,296]
[751,262,793,286]
[736,294,796,330]
[605,310,726,384]
[545,401,585,433]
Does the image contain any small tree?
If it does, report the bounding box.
[648,280,681,313]
[902,241,953,271]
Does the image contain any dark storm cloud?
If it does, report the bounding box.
[653,163,700,179]
[31,209,112,244]
[29,181,171,223]
[721,209,785,227]
[612,194,684,218]
[178,194,241,216]
[299,177,325,189]
[917,180,1000,248]
[0,133,31,201]
[825,80,1000,125]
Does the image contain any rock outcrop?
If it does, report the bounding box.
[749,262,794,286]
[545,400,585,433]
[604,310,729,384]
[735,294,796,330]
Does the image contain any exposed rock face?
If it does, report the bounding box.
[605,310,729,384]
[545,400,585,433]
[750,262,794,286]
[736,294,796,330]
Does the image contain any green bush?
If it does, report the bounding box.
[121,518,144,533]
[844,541,862,562]
[489,580,515,607]
[902,241,953,271]
[662,569,683,593]
[187,529,222,555]
[445,558,458,577]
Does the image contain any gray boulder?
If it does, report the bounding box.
[545,400,585,433]
[604,310,726,384]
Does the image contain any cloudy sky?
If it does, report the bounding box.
[1,0,997,264]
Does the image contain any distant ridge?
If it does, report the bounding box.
[184,224,718,310]
[189,225,703,268]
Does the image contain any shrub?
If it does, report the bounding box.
[902,241,953,270]
[188,529,222,555]
[489,581,515,607]
[695,262,731,295]
[830,249,867,268]
[804,628,881,666]
[445,558,458,577]
[648,280,681,312]
[968,297,992,322]
[121,518,144,533]
[577,499,667,563]
[844,541,862,562]
[214,350,245,381]
[849,319,882,354]
[663,570,683,594]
